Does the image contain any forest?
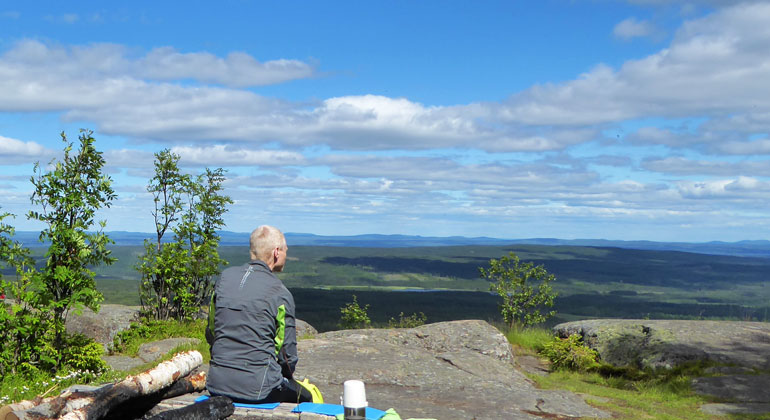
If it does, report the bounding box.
[79,242,770,331]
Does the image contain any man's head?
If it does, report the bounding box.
[250,225,288,272]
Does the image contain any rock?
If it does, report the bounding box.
[553,319,770,370]
[700,403,770,416]
[554,319,770,417]
[102,338,202,371]
[138,338,201,363]
[294,320,609,420]
[65,304,141,350]
[296,319,317,338]
[692,374,770,403]
[102,355,147,372]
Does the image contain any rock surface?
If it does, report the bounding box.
[296,319,318,338]
[554,319,770,416]
[70,306,770,418]
[294,320,609,420]
[138,337,201,362]
[65,304,141,349]
[553,319,770,370]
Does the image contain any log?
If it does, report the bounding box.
[106,369,208,420]
[0,351,203,420]
[156,369,207,400]
[144,396,234,420]
[0,400,36,420]
[0,388,100,420]
[58,350,203,420]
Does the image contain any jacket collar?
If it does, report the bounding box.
[248,259,271,272]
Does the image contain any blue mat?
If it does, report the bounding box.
[194,395,280,409]
[292,402,386,419]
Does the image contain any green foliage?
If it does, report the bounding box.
[60,334,108,373]
[138,150,232,320]
[0,132,115,386]
[388,311,427,328]
[535,369,717,420]
[175,167,232,316]
[27,130,116,353]
[111,321,154,354]
[0,211,49,378]
[0,365,121,405]
[539,334,600,372]
[480,252,557,329]
[503,326,555,352]
[110,318,209,363]
[339,295,371,329]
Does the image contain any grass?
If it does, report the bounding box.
[0,318,210,405]
[503,326,759,420]
[0,366,124,406]
[504,325,554,352]
[110,318,211,365]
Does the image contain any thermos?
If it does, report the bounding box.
[343,380,367,420]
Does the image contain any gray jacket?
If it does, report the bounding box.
[206,260,298,402]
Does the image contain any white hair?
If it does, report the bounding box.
[249,225,286,262]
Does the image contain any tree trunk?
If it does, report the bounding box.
[144,396,233,420]
[106,369,208,420]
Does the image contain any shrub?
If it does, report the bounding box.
[540,334,600,372]
[61,334,108,373]
[388,312,427,328]
[339,295,371,329]
[111,321,153,354]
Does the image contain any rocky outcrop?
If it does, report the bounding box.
[296,319,317,338]
[65,304,141,349]
[294,320,608,420]
[553,319,770,370]
[554,319,770,416]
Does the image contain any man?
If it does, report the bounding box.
[206,225,312,403]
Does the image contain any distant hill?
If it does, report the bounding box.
[11,230,770,258]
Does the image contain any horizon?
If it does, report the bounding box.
[2,2,770,242]
[10,229,770,246]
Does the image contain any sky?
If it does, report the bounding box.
[1,0,770,242]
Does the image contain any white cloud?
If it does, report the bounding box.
[170,145,306,166]
[0,40,314,94]
[642,156,770,176]
[676,176,770,199]
[0,39,607,153]
[138,47,315,87]
[103,149,155,169]
[501,3,770,126]
[613,18,661,40]
[0,136,52,164]
[716,138,770,155]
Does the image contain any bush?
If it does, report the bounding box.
[339,295,371,329]
[540,334,600,372]
[111,321,153,354]
[388,312,427,328]
[61,334,107,373]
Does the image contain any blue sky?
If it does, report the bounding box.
[1,0,769,242]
